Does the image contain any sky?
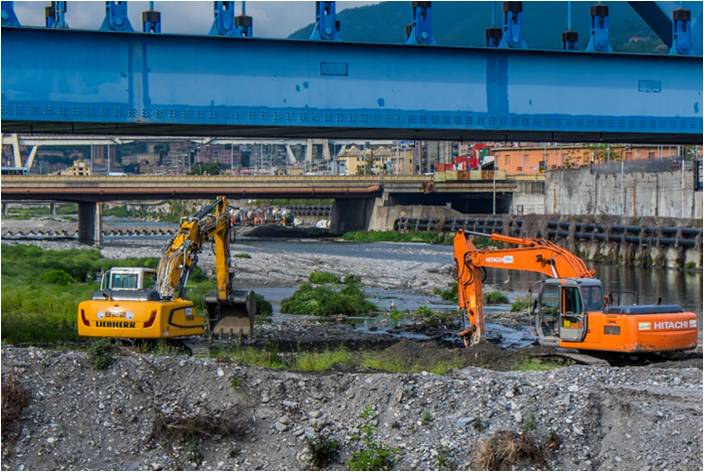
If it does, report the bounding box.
[13,1,376,38]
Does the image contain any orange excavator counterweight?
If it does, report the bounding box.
[453,229,697,353]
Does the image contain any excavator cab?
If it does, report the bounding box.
[534,278,602,345]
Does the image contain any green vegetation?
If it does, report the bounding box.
[281,274,376,317]
[233,253,252,259]
[255,294,273,317]
[293,347,355,372]
[521,413,538,433]
[188,163,224,175]
[3,203,77,219]
[307,435,341,469]
[484,290,509,304]
[411,307,460,330]
[215,346,287,370]
[87,339,116,370]
[514,358,566,372]
[388,307,404,322]
[361,350,463,375]
[342,230,451,245]
[435,445,457,470]
[510,296,531,312]
[308,271,340,284]
[212,345,464,375]
[1,244,272,344]
[1,244,157,344]
[348,406,399,471]
[686,261,697,271]
[434,282,458,303]
[421,410,433,425]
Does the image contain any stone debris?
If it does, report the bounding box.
[1,346,702,471]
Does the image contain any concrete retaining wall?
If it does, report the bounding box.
[512,161,702,219]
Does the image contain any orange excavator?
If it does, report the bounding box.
[453,229,698,353]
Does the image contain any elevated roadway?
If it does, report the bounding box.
[0,175,515,202]
[1,175,516,245]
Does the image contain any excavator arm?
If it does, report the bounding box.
[453,229,595,347]
[155,197,231,300]
[156,196,255,336]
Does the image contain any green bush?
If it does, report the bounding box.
[348,408,399,471]
[484,291,509,304]
[233,253,252,259]
[434,282,458,303]
[309,271,340,284]
[38,269,74,285]
[281,282,376,317]
[511,296,531,312]
[255,294,273,316]
[411,308,459,330]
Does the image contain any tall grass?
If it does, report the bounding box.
[342,231,451,245]
[1,244,156,344]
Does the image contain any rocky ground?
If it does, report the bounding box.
[2,346,702,471]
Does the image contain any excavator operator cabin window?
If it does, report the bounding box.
[563,287,583,315]
[579,285,604,311]
[110,273,139,290]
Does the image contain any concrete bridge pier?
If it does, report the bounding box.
[330,198,376,234]
[49,202,56,217]
[78,202,102,247]
[2,203,7,217]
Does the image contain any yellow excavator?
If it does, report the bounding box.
[78,196,256,339]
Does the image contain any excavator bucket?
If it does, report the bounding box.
[206,290,256,337]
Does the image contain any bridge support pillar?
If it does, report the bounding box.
[2,203,8,217]
[78,202,102,247]
[330,198,375,234]
[49,202,56,217]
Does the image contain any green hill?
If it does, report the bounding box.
[289,2,665,53]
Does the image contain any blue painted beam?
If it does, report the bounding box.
[1,27,701,144]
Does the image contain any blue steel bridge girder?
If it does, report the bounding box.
[1,27,701,144]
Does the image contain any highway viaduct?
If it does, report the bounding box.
[1,175,517,245]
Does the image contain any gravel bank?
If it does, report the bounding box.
[1,237,454,294]
[2,347,701,471]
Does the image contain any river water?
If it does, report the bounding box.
[235,238,703,317]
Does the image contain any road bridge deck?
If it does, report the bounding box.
[1,175,516,202]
